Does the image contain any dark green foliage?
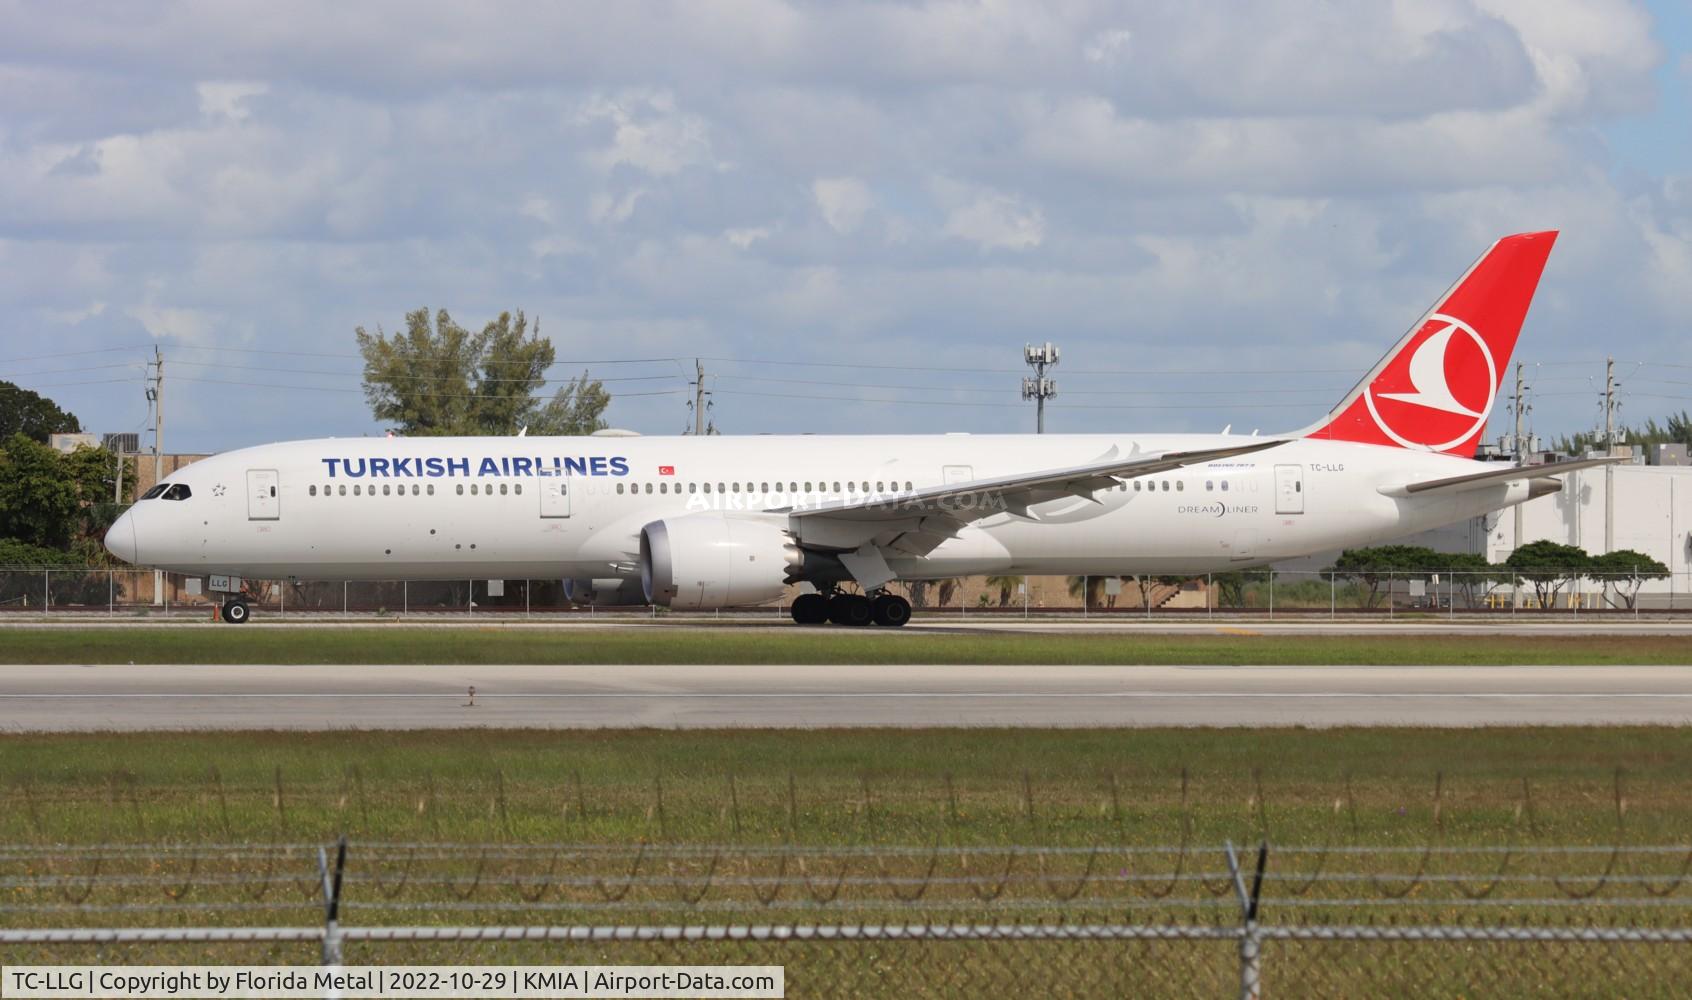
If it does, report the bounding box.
[1589,548,1671,609]
[0,380,80,442]
[0,433,131,554]
[1505,540,1591,606]
[356,308,610,437]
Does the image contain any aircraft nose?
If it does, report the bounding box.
[104,509,139,564]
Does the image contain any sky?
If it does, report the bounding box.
[2,0,1690,453]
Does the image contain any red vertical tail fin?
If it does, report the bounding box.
[1300,231,1557,457]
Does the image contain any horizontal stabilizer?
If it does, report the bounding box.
[1385,456,1625,497]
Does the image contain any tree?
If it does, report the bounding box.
[1328,546,1444,609]
[1589,549,1670,610]
[1504,540,1590,609]
[0,381,80,443]
[0,435,130,556]
[1440,551,1514,609]
[356,308,610,437]
[983,575,1023,608]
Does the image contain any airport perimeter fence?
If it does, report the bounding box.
[3,565,1692,621]
[6,839,1692,997]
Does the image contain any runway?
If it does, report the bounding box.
[4,663,1692,730]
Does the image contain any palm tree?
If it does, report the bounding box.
[984,575,1023,608]
[1066,575,1108,609]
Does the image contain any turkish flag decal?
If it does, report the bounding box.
[658,465,675,476]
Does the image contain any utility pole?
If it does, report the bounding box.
[1604,355,1615,554]
[1509,362,1531,609]
[1022,343,1059,434]
[146,346,164,606]
[148,346,164,487]
[686,359,715,435]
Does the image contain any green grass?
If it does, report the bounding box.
[3,727,1688,845]
[4,626,1692,664]
[7,729,1691,994]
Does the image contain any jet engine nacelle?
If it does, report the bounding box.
[563,577,646,607]
[640,514,798,610]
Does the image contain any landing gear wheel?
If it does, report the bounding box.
[871,593,912,627]
[790,593,829,625]
[827,593,874,627]
[222,599,250,625]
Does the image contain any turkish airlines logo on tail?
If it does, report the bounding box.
[1362,313,1497,452]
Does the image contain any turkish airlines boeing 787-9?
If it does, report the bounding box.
[107,230,1608,626]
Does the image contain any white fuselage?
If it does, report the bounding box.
[109,433,1534,584]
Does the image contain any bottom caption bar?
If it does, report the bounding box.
[1,966,785,999]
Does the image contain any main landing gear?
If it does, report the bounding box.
[790,589,911,627]
[219,598,251,625]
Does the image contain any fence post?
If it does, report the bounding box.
[1082,576,1088,619]
[342,581,347,617]
[1207,573,1212,620]
[468,579,473,618]
[108,570,114,619]
[1267,570,1274,620]
[43,569,49,617]
[526,579,531,619]
[280,580,285,619]
[1329,571,1336,620]
[403,581,408,618]
[318,836,347,966]
[1226,840,1267,1000]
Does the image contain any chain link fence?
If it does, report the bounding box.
[3,566,1691,620]
[6,840,1692,997]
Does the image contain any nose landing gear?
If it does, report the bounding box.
[788,588,911,627]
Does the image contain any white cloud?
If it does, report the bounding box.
[196,80,267,121]
[939,185,1044,252]
[1083,28,1131,65]
[579,90,721,177]
[724,225,772,249]
[588,188,645,225]
[125,302,219,345]
[811,176,872,233]
[41,301,106,324]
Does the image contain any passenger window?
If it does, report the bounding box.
[1296,482,1302,492]
[1134,481,1141,492]
[427,484,435,496]
[339,485,347,496]
[905,481,913,491]
[832,481,841,492]
[354,485,362,496]
[616,483,624,494]
[383,484,391,496]
[643,483,651,495]
[790,482,798,493]
[1176,481,1184,492]
[804,481,812,492]
[500,483,508,495]
[309,485,317,496]
[1205,481,1213,492]
[456,484,464,495]
[1221,481,1229,492]
[761,482,769,493]
[718,482,726,493]
[703,483,711,494]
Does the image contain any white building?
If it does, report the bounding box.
[1277,460,1692,606]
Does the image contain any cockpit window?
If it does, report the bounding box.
[140,485,168,500]
[161,484,192,501]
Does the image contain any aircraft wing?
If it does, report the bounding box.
[780,440,1287,563]
[1385,456,1625,496]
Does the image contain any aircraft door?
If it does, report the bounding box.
[1274,464,1305,515]
[539,474,572,518]
[246,469,280,520]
